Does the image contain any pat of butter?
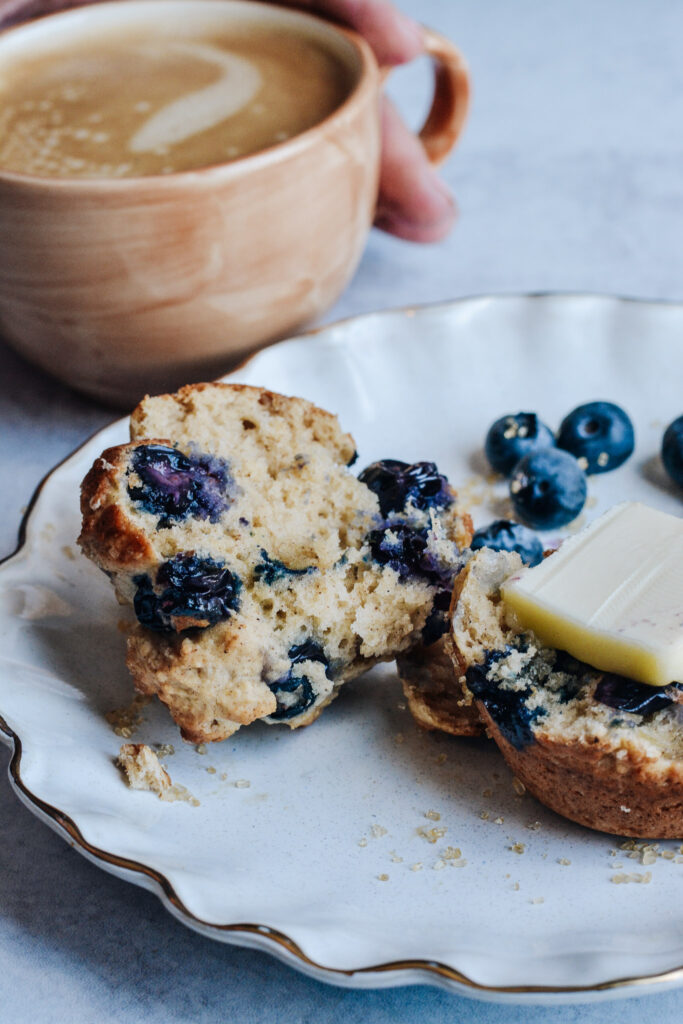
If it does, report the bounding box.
[500,502,683,686]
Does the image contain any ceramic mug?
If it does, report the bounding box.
[0,0,469,406]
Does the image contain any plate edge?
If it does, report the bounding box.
[2,293,683,998]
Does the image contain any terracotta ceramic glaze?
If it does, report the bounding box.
[0,1,469,404]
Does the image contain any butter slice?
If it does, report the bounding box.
[500,503,683,686]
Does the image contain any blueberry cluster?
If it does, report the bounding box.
[127,444,232,527]
[133,553,241,632]
[358,459,453,517]
[467,647,681,750]
[465,648,543,749]
[359,459,459,645]
[367,523,433,582]
[267,640,330,721]
[359,459,455,582]
[366,523,457,644]
[483,402,635,532]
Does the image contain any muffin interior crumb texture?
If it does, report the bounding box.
[117,743,171,796]
[80,383,471,742]
[457,548,683,766]
[452,547,683,838]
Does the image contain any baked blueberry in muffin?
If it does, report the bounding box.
[470,519,543,567]
[448,546,683,838]
[79,382,472,743]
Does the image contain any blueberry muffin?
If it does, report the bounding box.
[448,548,683,838]
[396,519,544,737]
[79,383,472,743]
[396,636,484,737]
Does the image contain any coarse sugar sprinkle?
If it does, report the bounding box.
[417,826,447,843]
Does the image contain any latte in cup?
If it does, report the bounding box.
[0,0,468,403]
[0,26,355,178]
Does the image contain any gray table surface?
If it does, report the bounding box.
[1,1,682,1020]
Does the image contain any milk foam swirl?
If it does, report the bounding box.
[128,42,262,153]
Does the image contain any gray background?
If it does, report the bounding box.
[1,0,682,1020]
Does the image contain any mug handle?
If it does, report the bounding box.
[380,27,470,167]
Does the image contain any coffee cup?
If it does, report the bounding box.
[0,0,469,405]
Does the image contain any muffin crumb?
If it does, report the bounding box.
[117,743,171,797]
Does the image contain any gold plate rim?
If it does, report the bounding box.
[2,292,683,999]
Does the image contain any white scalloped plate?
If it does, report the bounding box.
[1,295,682,1005]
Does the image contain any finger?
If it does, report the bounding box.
[0,0,424,64]
[374,97,456,243]
[272,0,423,65]
[0,0,105,29]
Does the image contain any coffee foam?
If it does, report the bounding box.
[0,14,356,178]
[128,42,262,154]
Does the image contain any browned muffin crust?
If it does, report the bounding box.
[397,637,484,737]
[449,548,683,839]
[476,702,683,837]
[79,382,472,743]
[79,439,170,574]
[397,512,482,737]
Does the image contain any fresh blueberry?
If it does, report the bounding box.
[510,449,587,529]
[133,554,241,631]
[253,551,314,585]
[128,444,232,526]
[268,641,330,721]
[358,460,452,516]
[662,415,683,488]
[470,520,544,567]
[594,674,681,716]
[484,413,555,477]
[465,648,543,749]
[556,401,634,474]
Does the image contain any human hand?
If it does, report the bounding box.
[0,0,457,242]
[277,1,457,242]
